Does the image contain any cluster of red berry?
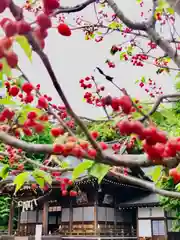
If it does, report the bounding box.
[101,95,133,114]
[117,119,180,169]
[138,78,163,98]
[131,54,148,67]
[79,76,105,106]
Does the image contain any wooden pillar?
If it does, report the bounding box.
[94,191,98,235]
[8,201,14,235]
[69,200,73,234]
[42,201,49,235]
[17,207,21,235]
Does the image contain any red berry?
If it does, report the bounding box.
[16,20,31,34]
[62,190,68,196]
[36,13,52,30]
[57,23,71,36]
[90,131,99,140]
[99,142,108,150]
[22,83,34,94]
[53,144,65,154]
[38,96,48,109]
[24,94,34,103]
[51,127,64,137]
[43,0,60,12]
[87,148,97,158]
[23,128,32,136]
[117,120,132,135]
[169,168,180,184]
[131,121,144,136]
[71,146,84,158]
[31,183,37,189]
[18,164,24,170]
[3,20,17,37]
[0,62,3,70]
[111,98,120,111]
[119,96,132,114]
[9,86,19,96]
[67,180,73,185]
[0,0,10,14]
[27,111,37,120]
[34,123,44,133]
[69,190,77,197]
[6,51,18,68]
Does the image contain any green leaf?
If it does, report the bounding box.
[32,169,52,185]
[60,161,70,168]
[175,183,180,191]
[0,165,9,179]
[167,7,174,14]
[141,76,146,83]
[1,59,11,77]
[108,22,122,30]
[72,160,93,180]
[89,163,110,183]
[96,32,102,35]
[15,35,32,61]
[175,81,180,90]
[0,72,4,88]
[161,108,177,123]
[120,52,126,60]
[175,72,180,79]
[14,172,30,193]
[34,176,45,188]
[147,166,162,182]
[0,96,16,105]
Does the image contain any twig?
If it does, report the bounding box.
[139,93,180,121]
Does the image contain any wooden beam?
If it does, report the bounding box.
[8,201,14,235]
[42,201,49,235]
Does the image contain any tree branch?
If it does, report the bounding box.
[139,93,180,121]
[146,27,180,68]
[0,130,179,168]
[53,0,95,15]
[106,0,146,30]
[110,169,180,198]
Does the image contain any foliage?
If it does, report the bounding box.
[0,196,11,228]
[77,120,120,142]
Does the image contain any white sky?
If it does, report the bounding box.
[1,0,177,118]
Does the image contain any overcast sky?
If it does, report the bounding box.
[1,0,177,118]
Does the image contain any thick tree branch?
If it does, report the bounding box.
[0,130,179,168]
[106,0,146,30]
[110,169,180,198]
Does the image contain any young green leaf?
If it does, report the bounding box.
[14,172,30,193]
[147,166,162,182]
[32,169,52,185]
[89,163,110,183]
[1,59,11,77]
[72,160,93,180]
[15,35,32,61]
[0,165,9,179]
